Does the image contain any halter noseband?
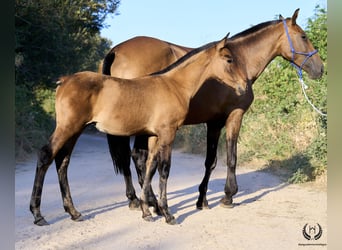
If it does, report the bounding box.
[282,19,318,78]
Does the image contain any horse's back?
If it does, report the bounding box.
[108,36,186,78]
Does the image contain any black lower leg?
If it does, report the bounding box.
[197,122,222,209]
[220,138,238,208]
[55,137,83,221]
[30,144,53,226]
[132,135,159,214]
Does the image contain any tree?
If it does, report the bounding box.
[15,0,119,87]
[15,0,120,158]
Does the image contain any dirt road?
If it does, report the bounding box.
[15,134,327,249]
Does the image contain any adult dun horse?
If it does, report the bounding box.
[29,35,248,225]
[100,9,324,212]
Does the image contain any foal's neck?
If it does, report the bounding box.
[164,50,212,100]
[232,22,284,83]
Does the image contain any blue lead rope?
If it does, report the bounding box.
[282,19,327,116]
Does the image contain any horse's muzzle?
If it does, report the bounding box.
[306,61,324,80]
[236,85,247,96]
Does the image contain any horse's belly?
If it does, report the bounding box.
[183,104,225,125]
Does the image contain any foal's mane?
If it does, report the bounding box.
[230,19,282,40]
[151,40,218,75]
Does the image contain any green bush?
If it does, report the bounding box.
[15,84,55,159]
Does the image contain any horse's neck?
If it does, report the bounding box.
[234,24,283,83]
[165,52,211,100]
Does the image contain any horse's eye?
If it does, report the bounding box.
[301,34,307,40]
[227,58,234,63]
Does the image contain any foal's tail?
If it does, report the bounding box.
[102,49,115,75]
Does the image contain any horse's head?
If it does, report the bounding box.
[210,34,248,96]
[279,8,324,79]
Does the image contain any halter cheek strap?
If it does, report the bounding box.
[282,19,326,117]
[282,19,318,79]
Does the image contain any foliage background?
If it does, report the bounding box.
[15,0,119,157]
[15,3,327,183]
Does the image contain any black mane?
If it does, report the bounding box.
[231,19,281,40]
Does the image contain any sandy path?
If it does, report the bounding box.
[15,134,327,249]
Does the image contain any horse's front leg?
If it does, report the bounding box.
[54,134,83,221]
[140,136,159,222]
[106,134,140,210]
[132,135,160,214]
[157,142,177,225]
[220,109,245,208]
[196,121,224,209]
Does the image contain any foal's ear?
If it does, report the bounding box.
[217,32,230,48]
[291,8,300,25]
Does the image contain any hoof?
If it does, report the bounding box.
[143,215,155,222]
[34,217,49,226]
[166,217,178,225]
[197,205,210,210]
[196,202,210,210]
[219,198,234,208]
[129,199,141,211]
[71,214,84,222]
[220,203,234,208]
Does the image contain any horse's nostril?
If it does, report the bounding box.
[237,86,246,95]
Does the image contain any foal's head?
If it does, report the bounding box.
[208,34,248,96]
[279,9,324,79]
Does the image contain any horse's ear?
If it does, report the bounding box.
[279,14,284,20]
[217,33,230,48]
[224,32,230,45]
[291,8,300,25]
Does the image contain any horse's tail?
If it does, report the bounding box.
[102,49,115,75]
[101,50,131,175]
[107,134,131,175]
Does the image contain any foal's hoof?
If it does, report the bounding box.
[129,199,141,211]
[166,216,178,225]
[34,217,49,226]
[196,201,210,210]
[71,214,84,222]
[219,198,234,208]
[143,215,155,222]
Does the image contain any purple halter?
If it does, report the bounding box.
[282,19,318,78]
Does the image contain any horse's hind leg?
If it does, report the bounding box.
[106,134,140,210]
[55,133,83,221]
[30,129,72,225]
[29,144,54,226]
[196,121,223,209]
